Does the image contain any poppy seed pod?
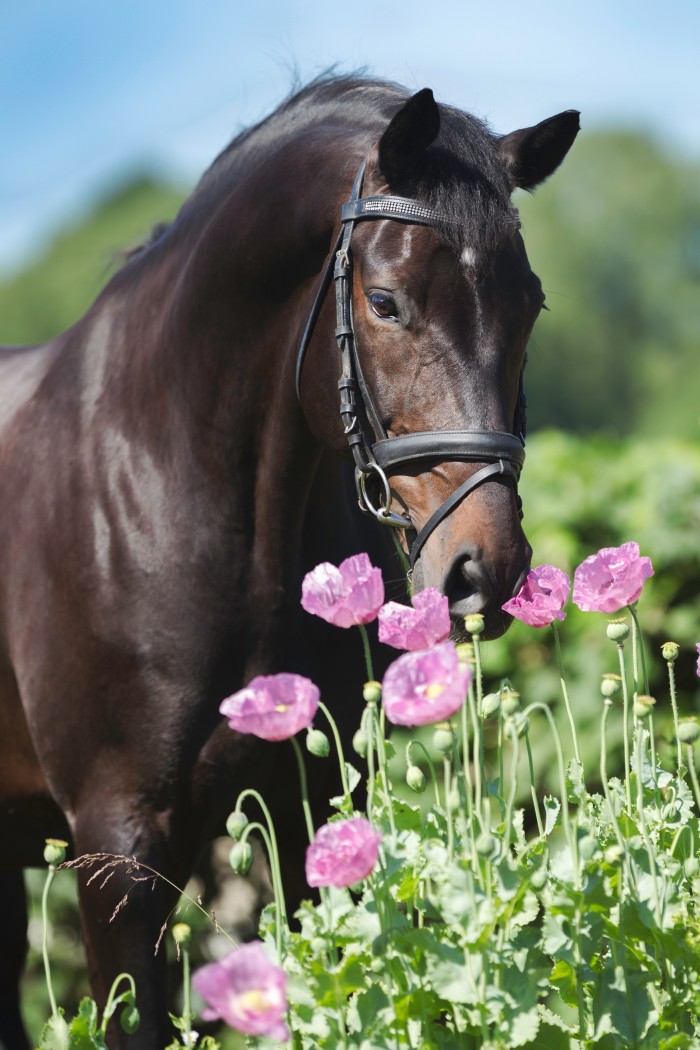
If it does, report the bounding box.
[606,620,630,643]
[661,641,680,662]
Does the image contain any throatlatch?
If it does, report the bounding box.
[296,160,527,568]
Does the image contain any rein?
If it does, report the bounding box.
[296,160,527,568]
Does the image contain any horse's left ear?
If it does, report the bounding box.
[378,88,441,183]
[499,110,580,190]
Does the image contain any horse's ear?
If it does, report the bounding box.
[378,88,441,182]
[499,110,580,190]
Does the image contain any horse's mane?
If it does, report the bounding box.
[128,73,515,261]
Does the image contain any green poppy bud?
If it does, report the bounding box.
[678,720,700,744]
[514,714,530,739]
[171,923,191,946]
[120,1003,140,1035]
[634,695,656,720]
[229,841,254,876]
[306,728,330,758]
[363,681,382,704]
[606,619,630,642]
[481,692,501,719]
[475,832,498,857]
[432,726,454,754]
[226,810,249,840]
[601,674,622,699]
[447,786,461,814]
[683,858,700,878]
[464,613,485,636]
[406,765,426,794]
[455,642,475,665]
[501,690,521,716]
[352,727,368,758]
[661,641,680,662]
[43,838,68,866]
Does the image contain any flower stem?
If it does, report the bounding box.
[524,731,544,836]
[552,621,583,769]
[318,700,351,801]
[234,789,288,928]
[666,658,683,777]
[628,603,650,694]
[616,642,633,814]
[686,744,700,815]
[599,701,627,855]
[41,866,59,1018]
[291,737,316,843]
[467,682,483,830]
[407,739,441,809]
[240,822,286,956]
[521,702,573,861]
[357,623,374,682]
[100,973,137,1037]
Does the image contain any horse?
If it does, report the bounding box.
[0,75,578,1048]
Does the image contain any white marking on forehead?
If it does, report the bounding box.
[461,246,478,269]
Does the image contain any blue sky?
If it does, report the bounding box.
[1,0,697,275]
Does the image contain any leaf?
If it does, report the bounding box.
[37,1013,70,1050]
[544,795,561,836]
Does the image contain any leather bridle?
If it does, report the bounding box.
[296,160,527,569]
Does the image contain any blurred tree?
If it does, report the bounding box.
[518,130,700,438]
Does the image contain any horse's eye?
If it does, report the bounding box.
[368,291,398,320]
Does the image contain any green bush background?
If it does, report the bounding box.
[4,122,698,1044]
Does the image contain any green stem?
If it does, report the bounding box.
[616,643,633,814]
[181,946,191,1039]
[357,623,374,683]
[235,788,288,927]
[406,739,441,809]
[552,621,583,768]
[635,719,663,928]
[503,722,520,853]
[318,699,351,801]
[628,603,650,695]
[364,703,377,818]
[240,822,285,957]
[444,755,454,861]
[524,731,544,836]
[666,658,683,777]
[100,973,137,1035]
[467,682,483,831]
[521,702,573,863]
[41,866,59,1018]
[291,737,316,843]
[686,744,700,816]
[599,702,627,855]
[472,637,486,801]
[375,709,397,839]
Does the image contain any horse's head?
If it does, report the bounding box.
[299,88,579,639]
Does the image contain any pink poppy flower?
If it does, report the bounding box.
[501,565,571,628]
[378,588,450,650]
[301,553,384,628]
[382,641,471,727]
[306,817,381,888]
[220,673,319,741]
[573,541,654,614]
[193,942,289,1041]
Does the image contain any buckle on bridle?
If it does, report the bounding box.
[356,462,412,529]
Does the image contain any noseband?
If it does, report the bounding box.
[296,160,527,568]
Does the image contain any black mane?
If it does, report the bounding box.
[130,74,516,260]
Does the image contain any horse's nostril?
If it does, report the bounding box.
[444,551,491,617]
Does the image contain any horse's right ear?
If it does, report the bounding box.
[378,88,441,183]
[499,110,580,190]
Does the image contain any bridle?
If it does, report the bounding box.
[296,160,527,569]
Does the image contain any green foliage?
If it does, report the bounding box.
[0,176,186,346]
[519,130,700,438]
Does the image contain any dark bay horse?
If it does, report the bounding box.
[0,76,578,1048]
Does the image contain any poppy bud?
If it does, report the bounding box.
[352,727,368,758]
[501,690,521,716]
[406,765,426,794]
[43,839,68,866]
[172,923,191,946]
[432,726,454,754]
[606,619,630,642]
[229,841,254,876]
[226,811,249,840]
[120,1003,140,1035]
[306,729,330,758]
[601,674,622,699]
[678,720,700,744]
[475,832,498,857]
[363,681,382,705]
[634,695,656,720]
[481,692,501,719]
[684,858,700,878]
[661,641,680,662]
